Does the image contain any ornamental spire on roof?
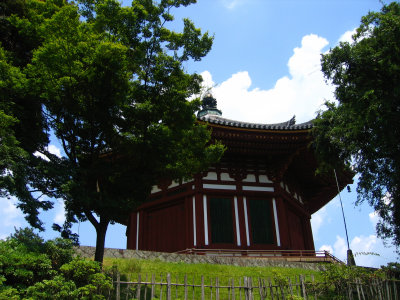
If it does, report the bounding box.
[197,93,222,117]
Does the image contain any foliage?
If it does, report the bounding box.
[0,47,28,198]
[0,228,74,290]
[26,260,112,299]
[0,240,54,290]
[287,296,305,300]
[381,262,400,279]
[25,275,78,300]
[313,2,400,249]
[2,0,224,263]
[8,227,47,253]
[0,0,70,231]
[7,227,74,270]
[271,270,289,286]
[307,263,388,300]
[0,228,112,299]
[0,284,20,300]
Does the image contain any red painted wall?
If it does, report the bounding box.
[126,213,137,250]
[126,176,316,252]
[142,200,187,252]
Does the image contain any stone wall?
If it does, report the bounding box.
[75,246,325,270]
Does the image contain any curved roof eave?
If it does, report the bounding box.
[197,114,313,132]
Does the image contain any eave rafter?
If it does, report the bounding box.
[205,121,353,212]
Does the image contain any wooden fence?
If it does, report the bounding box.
[109,272,400,300]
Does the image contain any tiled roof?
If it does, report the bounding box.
[198,114,313,131]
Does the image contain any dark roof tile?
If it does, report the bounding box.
[198,115,313,131]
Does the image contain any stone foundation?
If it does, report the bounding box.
[74,246,326,270]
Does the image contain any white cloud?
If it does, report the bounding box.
[48,144,62,158]
[338,28,357,44]
[53,199,66,225]
[368,193,391,227]
[34,151,49,161]
[323,234,396,267]
[288,34,328,79]
[33,144,62,161]
[0,196,27,240]
[369,211,379,226]
[333,235,348,260]
[201,34,333,124]
[319,244,333,254]
[311,207,327,240]
[352,235,377,251]
[1,197,22,227]
[383,193,392,205]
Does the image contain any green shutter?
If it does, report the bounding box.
[209,197,234,244]
[249,199,274,244]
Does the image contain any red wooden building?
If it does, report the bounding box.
[126,95,352,253]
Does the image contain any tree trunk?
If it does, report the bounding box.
[94,218,109,264]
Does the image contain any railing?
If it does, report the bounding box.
[110,272,400,300]
[111,273,315,300]
[175,248,344,264]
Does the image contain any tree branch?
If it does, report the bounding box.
[84,210,99,230]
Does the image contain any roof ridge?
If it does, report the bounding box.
[198,115,313,130]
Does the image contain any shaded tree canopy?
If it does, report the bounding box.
[1,0,224,263]
[313,2,400,249]
[0,0,65,229]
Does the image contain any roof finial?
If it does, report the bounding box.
[202,93,218,109]
[197,93,222,118]
[286,115,296,127]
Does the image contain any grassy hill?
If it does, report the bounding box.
[104,256,323,282]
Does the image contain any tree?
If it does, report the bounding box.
[313,2,400,249]
[0,48,27,197]
[0,0,68,230]
[19,0,224,263]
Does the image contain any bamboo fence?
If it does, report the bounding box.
[108,272,400,300]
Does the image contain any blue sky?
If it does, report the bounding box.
[0,0,397,268]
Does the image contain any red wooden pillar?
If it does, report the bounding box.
[237,195,248,248]
[275,196,290,249]
[185,195,192,250]
[232,195,241,248]
[185,193,199,250]
[138,210,146,250]
[126,213,138,250]
[194,176,205,248]
[189,194,196,248]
